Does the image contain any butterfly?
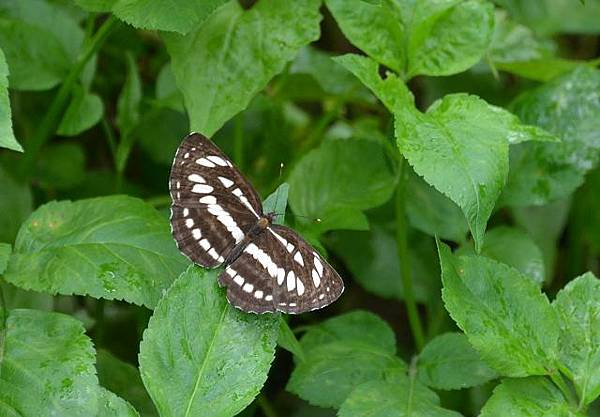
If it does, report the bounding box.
[169,132,344,314]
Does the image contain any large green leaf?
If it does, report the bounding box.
[0,47,20,152]
[480,377,583,417]
[288,138,396,233]
[0,309,99,416]
[553,272,600,405]
[417,332,498,390]
[338,373,462,417]
[502,67,600,206]
[438,242,558,377]
[57,84,104,136]
[4,196,187,308]
[110,0,227,34]
[287,311,406,408]
[96,349,158,417]
[326,0,494,78]
[338,54,556,250]
[0,242,9,273]
[163,0,321,136]
[0,165,32,243]
[139,266,279,417]
[0,0,84,90]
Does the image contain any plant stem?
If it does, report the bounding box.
[256,394,278,417]
[19,16,118,177]
[395,157,425,351]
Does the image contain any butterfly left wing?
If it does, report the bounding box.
[170,133,264,268]
[218,224,344,314]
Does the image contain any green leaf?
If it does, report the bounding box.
[459,226,545,285]
[110,0,227,34]
[287,311,406,408]
[1,281,53,311]
[338,373,462,417]
[0,0,84,90]
[139,266,279,417]
[4,196,187,308]
[163,0,321,136]
[154,63,184,112]
[277,319,305,361]
[480,377,583,417]
[0,164,32,243]
[326,0,494,78]
[57,84,104,136]
[438,241,559,377]
[406,172,468,243]
[0,48,20,152]
[0,242,9,273]
[0,309,99,416]
[334,54,414,114]
[97,387,140,417]
[397,96,508,251]
[502,66,600,206]
[553,272,600,405]
[417,332,498,390]
[96,349,158,417]
[495,0,600,35]
[329,225,436,303]
[288,139,396,233]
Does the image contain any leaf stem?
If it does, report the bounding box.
[256,393,278,417]
[550,371,578,408]
[395,157,425,351]
[19,16,118,177]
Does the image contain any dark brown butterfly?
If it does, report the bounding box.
[169,133,344,314]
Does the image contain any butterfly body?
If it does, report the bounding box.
[169,133,344,314]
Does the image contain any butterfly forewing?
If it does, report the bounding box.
[171,132,344,314]
[218,224,344,314]
[170,133,263,267]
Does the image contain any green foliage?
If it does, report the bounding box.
[4,196,187,308]
[2,0,600,416]
[138,266,279,417]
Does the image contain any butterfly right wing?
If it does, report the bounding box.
[169,133,263,268]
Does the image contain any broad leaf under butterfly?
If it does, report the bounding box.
[169,133,344,314]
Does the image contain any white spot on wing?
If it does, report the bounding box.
[192,229,201,240]
[208,248,220,260]
[254,290,264,299]
[314,256,324,277]
[200,239,211,250]
[243,283,254,293]
[293,251,304,266]
[196,158,216,167]
[207,155,228,166]
[234,276,244,286]
[199,196,217,205]
[286,243,295,253]
[287,271,296,292]
[191,184,214,194]
[183,208,189,217]
[188,174,206,183]
[218,176,234,188]
[312,269,321,288]
[297,278,305,296]
[265,295,273,302]
[277,268,285,285]
[185,218,194,228]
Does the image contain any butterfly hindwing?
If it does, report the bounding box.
[170,133,263,267]
[218,224,344,314]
